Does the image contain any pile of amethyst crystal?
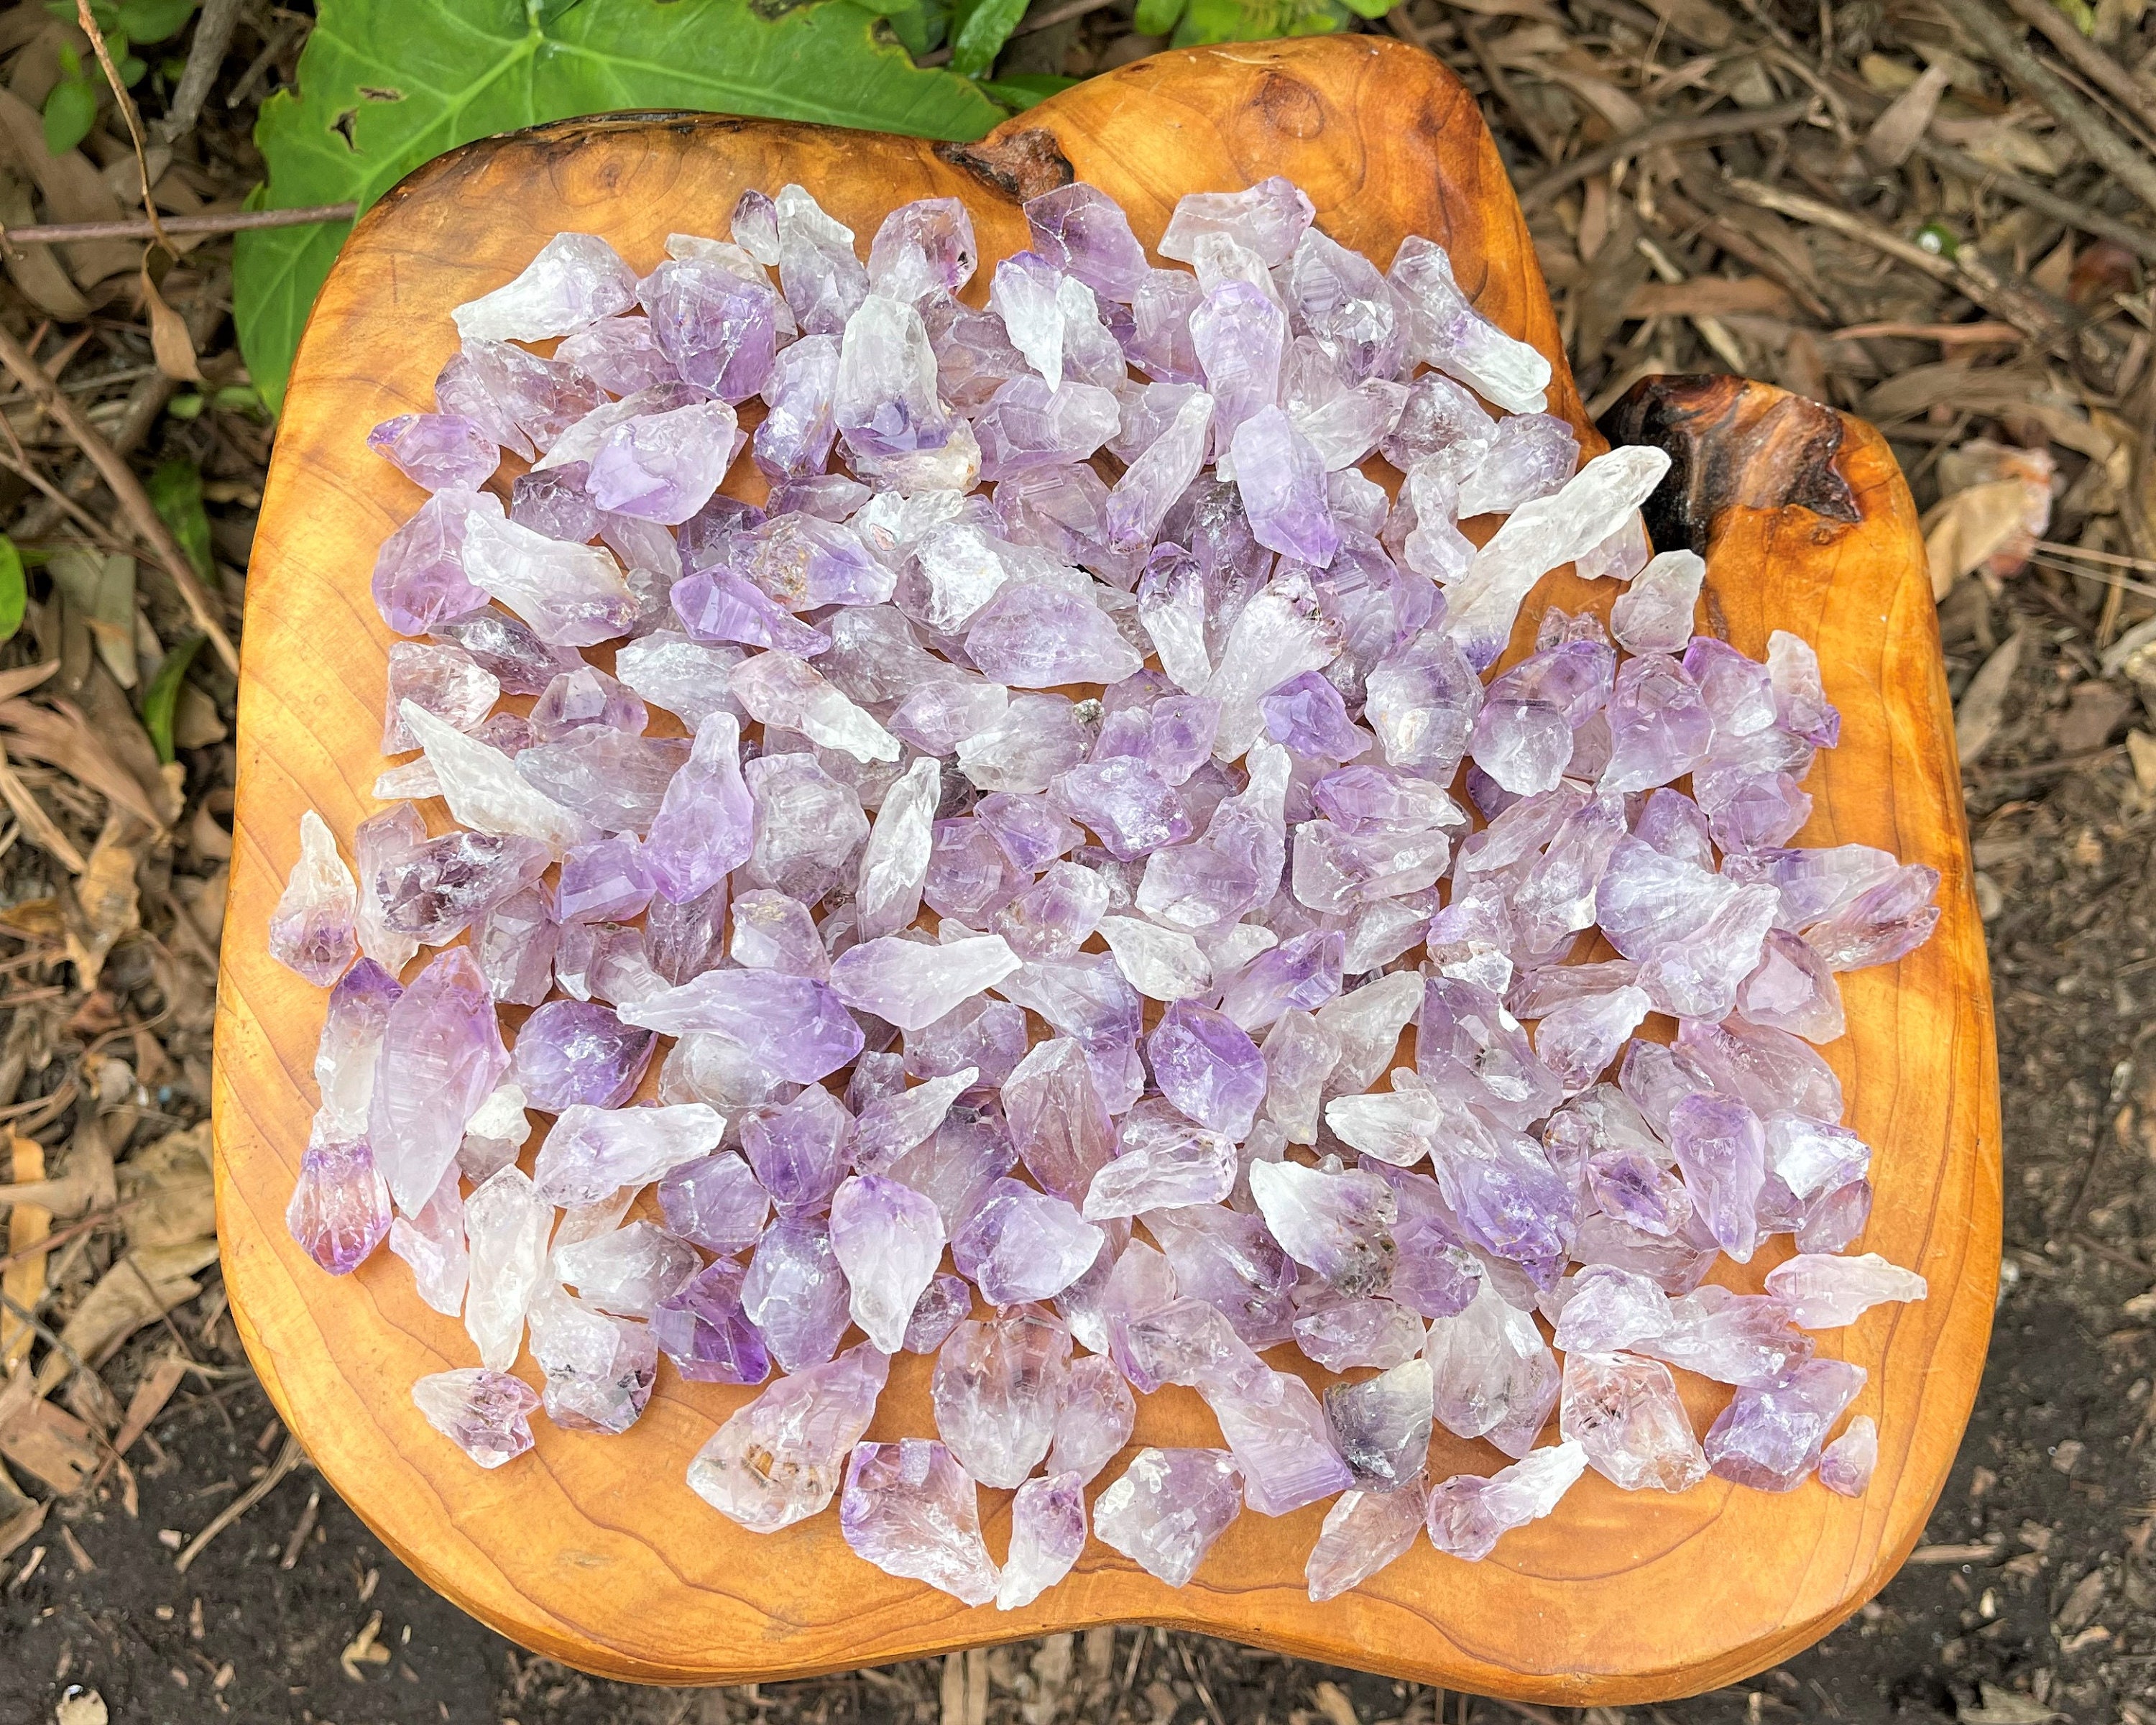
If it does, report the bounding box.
[270,173,1940,1606]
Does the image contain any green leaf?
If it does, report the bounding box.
[141,634,204,765]
[42,77,96,156]
[116,0,198,42]
[948,0,1028,76]
[870,0,949,56]
[1174,0,1351,40]
[1133,0,1187,34]
[0,537,24,645]
[234,0,1007,412]
[975,72,1077,109]
[147,456,215,581]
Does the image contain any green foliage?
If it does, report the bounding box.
[1137,0,1372,42]
[0,536,24,645]
[54,0,199,42]
[876,0,950,56]
[234,0,1008,411]
[948,0,1028,76]
[976,72,1077,109]
[147,456,215,581]
[42,63,96,155]
[141,634,203,764]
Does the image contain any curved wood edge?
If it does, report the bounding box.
[210,40,1997,1702]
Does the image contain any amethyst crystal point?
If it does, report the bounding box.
[369,947,510,1215]
[412,1368,540,1469]
[555,1220,697,1320]
[1426,1440,1590,1560]
[841,1439,1000,1605]
[1097,914,1212,1002]
[1455,413,1579,516]
[1664,1091,1768,1262]
[1364,631,1482,784]
[585,399,737,525]
[526,1289,658,1435]
[636,258,780,400]
[314,957,402,1139]
[998,1471,1087,1611]
[868,197,977,303]
[1818,1414,1878,1496]
[653,1259,770,1385]
[286,1133,392,1275]
[1148,1000,1268,1141]
[903,1273,975,1355]
[965,581,1144,688]
[400,702,598,855]
[1082,1112,1237,1219]
[463,1166,554,1370]
[1386,235,1551,413]
[1598,652,1715,794]
[688,1341,890,1531]
[1160,177,1313,267]
[1261,671,1366,763]
[510,999,653,1113]
[829,933,1020,1031]
[1026,181,1149,300]
[389,1169,467,1315]
[1534,985,1652,1095]
[1293,1299,1425,1371]
[829,1174,945,1352]
[855,756,940,941]
[453,231,637,343]
[673,566,832,656]
[975,376,1120,478]
[1307,1484,1427,1602]
[952,1177,1106,1304]
[1210,1366,1355,1515]
[1002,1036,1118,1200]
[533,1103,724,1206]
[382,640,499,753]
[1094,1448,1244,1587]
[733,648,899,763]
[369,413,497,493]
[372,487,499,635]
[269,811,357,987]
[730,889,827,980]
[1705,1357,1866,1491]
[1426,1277,1560,1455]
[459,510,640,646]
[1324,1356,1434,1488]
[1230,406,1338,567]
[742,1211,852,1371]
[834,293,949,458]
[513,727,690,836]
[374,830,552,949]
[622,969,864,1084]
[1800,863,1942,970]
[932,1314,1072,1488]
[1557,1351,1709,1492]
[657,1149,770,1254]
[774,185,868,336]
[741,1084,853,1210]
[1248,1159,1396,1295]
[637,709,751,903]
[1049,1353,1137,1484]
[1640,1285,1812,1388]
[854,1066,977,1174]
[1762,1252,1927,1327]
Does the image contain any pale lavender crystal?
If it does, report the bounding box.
[951,1177,1105,1305]
[514,727,688,834]
[412,1368,539,1468]
[370,831,548,951]
[834,292,949,456]
[1217,931,1343,1031]
[1026,181,1149,300]
[512,999,654,1112]
[1148,1000,1266,1139]
[657,1150,770,1254]
[839,1440,999,1605]
[1364,632,1482,783]
[652,1259,770,1384]
[313,957,402,1141]
[1639,1284,1812,1388]
[583,399,737,525]
[977,791,1078,873]
[636,258,780,399]
[827,1174,945,1353]
[1558,1351,1708,1491]
[1189,280,1286,448]
[1817,1414,1878,1496]
[1324,1356,1433,1488]
[533,1103,723,1205]
[555,1220,697,1320]
[1550,1264,1674,1354]
[1534,985,1651,1095]
[1307,1484,1426,1603]
[672,567,832,656]
[1160,178,1312,267]
[932,1314,1071,1489]
[1386,235,1550,413]
[1205,1363,1354,1515]
[853,1067,976,1174]
[1293,1299,1424,1371]
[1664,1091,1767,1261]
[1736,928,1847,1042]
[1107,387,1214,552]
[369,947,510,1214]
[829,933,1019,1031]
[1610,551,1705,656]
[372,488,501,634]
[974,375,1120,479]
[741,1084,852,1210]
[688,1342,890,1531]
[1426,1440,1589,1560]
[1424,1277,1560,1455]
[463,1165,554,1369]
[1676,1016,1843,1121]
[453,232,636,344]
[957,692,1089,795]
[1002,1037,1118,1200]
[1599,653,1714,794]
[436,338,602,459]
[743,751,870,899]
[994,1471,1086,1612]
[1260,671,1365,763]
[964,581,1144,688]
[1082,1110,1237,1219]
[1801,864,1942,971]
[369,413,497,492]
[382,640,499,754]
[869,196,977,303]
[1052,758,1192,862]
[904,1274,975,1354]
[435,608,578,696]
[622,969,864,1083]
[1094,1448,1243,1587]
[554,834,654,925]
[753,332,840,478]
[525,1289,658,1434]
[1762,1251,1927,1327]
[1705,1358,1866,1491]
[1049,1353,1136,1484]
[1227,405,1338,566]
[1248,1159,1396,1294]
[556,314,668,395]
[729,888,827,979]
[269,810,357,986]
[287,1133,392,1274]
[459,510,640,647]
[742,1213,852,1372]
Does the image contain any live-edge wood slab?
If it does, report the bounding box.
[211,35,2001,1703]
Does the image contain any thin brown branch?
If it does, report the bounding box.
[73,0,170,254]
[1519,98,1815,209]
[0,203,359,248]
[174,1430,306,1573]
[1995,0,2156,141]
[0,323,237,674]
[155,0,245,144]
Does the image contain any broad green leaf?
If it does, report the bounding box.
[976,73,1078,109]
[141,634,204,765]
[116,0,198,42]
[0,536,23,644]
[147,457,215,581]
[948,0,1028,76]
[1175,0,1353,40]
[874,0,951,56]
[235,0,1008,411]
[1133,0,1187,32]
[42,78,96,156]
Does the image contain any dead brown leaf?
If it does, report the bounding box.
[119,1123,213,1253]
[0,699,164,830]
[37,1237,218,1394]
[0,737,86,873]
[1627,275,1794,318]
[1925,478,2051,597]
[1,1133,47,1372]
[0,1394,98,1494]
[62,813,144,990]
[0,165,89,320]
[139,259,202,382]
[1864,61,1951,166]
[1955,629,2027,764]
[0,88,136,287]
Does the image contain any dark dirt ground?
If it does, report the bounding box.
[3,0,2155,1720]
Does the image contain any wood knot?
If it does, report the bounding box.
[934,129,1075,204]
[1256,73,1325,139]
[1599,374,1861,556]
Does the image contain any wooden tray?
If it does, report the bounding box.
[211,35,2001,1703]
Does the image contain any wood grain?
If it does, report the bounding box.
[211,37,2000,1702]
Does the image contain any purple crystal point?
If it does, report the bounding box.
[1427,1440,1589,1560]
[951,1177,1105,1305]
[286,1133,392,1274]
[840,1439,999,1605]
[1248,1159,1396,1294]
[1307,1484,1426,1602]
[932,1314,1072,1488]
[369,413,497,493]
[1705,1357,1866,1490]
[511,998,654,1112]
[1026,181,1150,300]
[412,1368,540,1469]
[533,1102,723,1206]
[453,231,637,343]
[622,969,864,1083]
[1049,1353,1136,1484]
[829,933,1020,1031]
[869,196,977,302]
[463,1166,554,1369]
[1817,1414,1878,1496]
[1148,1000,1268,1139]
[526,1289,658,1435]
[585,399,738,525]
[997,1471,1087,1611]
[372,488,500,635]
[1762,1251,1927,1328]
[1094,1448,1243,1587]
[1558,1351,1708,1491]
[688,1342,890,1531]
[369,947,510,1215]
[637,258,780,400]
[657,1149,770,1254]
[653,1259,770,1385]
[741,1211,852,1372]
[269,810,357,987]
